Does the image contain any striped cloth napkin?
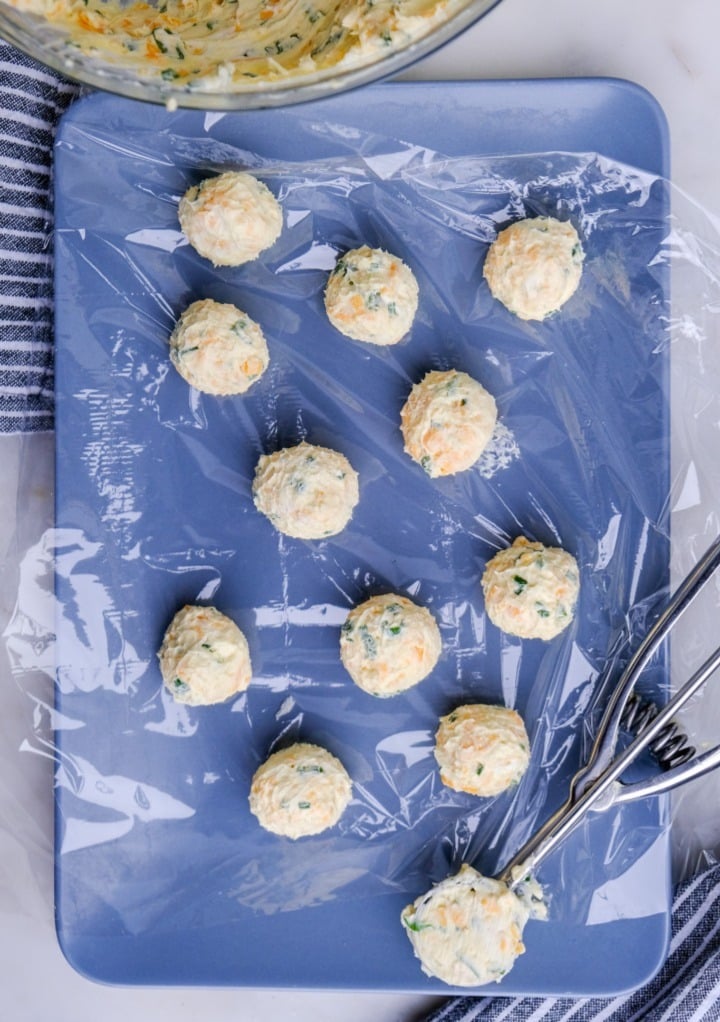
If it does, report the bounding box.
[0,40,79,432]
[426,862,720,1022]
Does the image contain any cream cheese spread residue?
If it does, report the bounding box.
[8,0,469,93]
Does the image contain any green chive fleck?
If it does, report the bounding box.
[152,29,168,54]
[513,575,528,595]
[403,917,432,932]
[359,626,377,659]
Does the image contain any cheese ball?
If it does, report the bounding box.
[483,216,584,321]
[324,245,419,345]
[402,864,530,986]
[434,704,530,796]
[252,441,359,540]
[400,369,497,477]
[339,593,441,697]
[158,604,252,706]
[482,536,580,640]
[178,171,282,267]
[249,742,352,839]
[169,298,269,395]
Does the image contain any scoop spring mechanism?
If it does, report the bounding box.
[621,691,696,770]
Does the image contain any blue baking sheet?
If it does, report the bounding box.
[53,78,671,995]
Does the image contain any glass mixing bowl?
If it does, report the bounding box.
[0,0,502,110]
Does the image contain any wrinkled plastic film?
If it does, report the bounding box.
[2,106,719,974]
[664,189,720,879]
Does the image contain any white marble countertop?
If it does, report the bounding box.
[2,0,719,1018]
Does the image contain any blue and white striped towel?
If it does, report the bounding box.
[0,41,79,432]
[426,862,720,1022]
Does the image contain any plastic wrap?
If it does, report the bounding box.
[2,89,720,993]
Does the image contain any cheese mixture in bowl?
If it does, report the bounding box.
[402,864,531,986]
[158,604,253,705]
[434,703,530,796]
[481,536,580,640]
[339,592,442,697]
[249,742,352,839]
[0,0,499,107]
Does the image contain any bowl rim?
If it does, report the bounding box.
[0,0,504,110]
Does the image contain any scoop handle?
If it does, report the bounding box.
[573,535,720,800]
[499,539,720,886]
[572,535,720,801]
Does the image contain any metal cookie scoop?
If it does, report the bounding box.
[500,534,720,888]
[403,536,720,988]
